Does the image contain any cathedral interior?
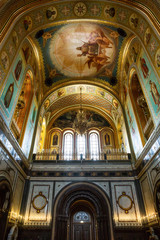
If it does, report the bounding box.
[0,0,160,239]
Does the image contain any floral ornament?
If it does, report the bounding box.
[74,2,87,17]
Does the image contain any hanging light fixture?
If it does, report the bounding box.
[73,87,88,135]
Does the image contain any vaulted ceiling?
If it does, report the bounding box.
[0,0,159,129]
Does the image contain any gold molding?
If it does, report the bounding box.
[32,191,48,213]
[117,191,133,214]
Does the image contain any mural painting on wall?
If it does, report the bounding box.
[22,98,37,157]
[1,73,18,121]
[35,22,126,86]
[24,16,32,31]
[12,31,19,48]
[4,83,14,108]
[138,49,160,119]
[155,49,160,69]
[52,110,111,129]
[129,14,139,29]
[1,51,9,71]
[144,28,151,46]
[14,59,22,81]
[22,41,37,77]
[125,97,143,157]
[104,133,110,145]
[52,133,58,145]
[12,53,25,85]
[128,39,140,64]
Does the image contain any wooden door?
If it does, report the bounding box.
[73,223,91,240]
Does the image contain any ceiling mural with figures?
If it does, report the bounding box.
[0,0,160,99]
[52,110,111,129]
[34,22,126,87]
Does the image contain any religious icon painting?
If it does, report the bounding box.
[24,16,32,31]
[129,13,139,29]
[139,56,149,79]
[49,23,117,78]
[44,99,50,110]
[104,133,110,145]
[155,48,160,69]
[104,6,115,18]
[46,7,57,20]
[57,88,65,97]
[4,83,14,108]
[1,51,9,71]
[113,99,118,109]
[144,28,151,46]
[12,31,19,48]
[129,40,141,64]
[14,59,22,81]
[52,133,58,145]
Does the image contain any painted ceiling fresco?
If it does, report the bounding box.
[52,109,111,129]
[34,22,126,86]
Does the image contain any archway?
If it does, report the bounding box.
[52,182,114,240]
[0,179,12,240]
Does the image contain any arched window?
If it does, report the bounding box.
[73,211,91,223]
[77,134,86,160]
[89,132,100,160]
[63,131,73,160]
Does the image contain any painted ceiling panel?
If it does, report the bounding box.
[34,22,126,87]
[52,109,111,129]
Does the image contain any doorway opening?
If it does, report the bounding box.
[70,200,96,240]
[52,182,113,240]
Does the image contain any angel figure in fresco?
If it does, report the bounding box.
[76,28,113,72]
[47,64,62,78]
[140,57,149,79]
[149,80,160,113]
[42,32,52,47]
[36,29,57,47]
[85,54,110,71]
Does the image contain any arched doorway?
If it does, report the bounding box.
[0,179,12,240]
[70,200,95,240]
[52,182,114,240]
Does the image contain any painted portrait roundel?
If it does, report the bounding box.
[49,23,116,77]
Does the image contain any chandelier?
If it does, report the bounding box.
[73,87,88,135]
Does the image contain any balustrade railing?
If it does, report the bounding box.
[34,148,130,161]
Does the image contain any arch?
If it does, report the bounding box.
[63,130,74,160]
[154,180,160,217]
[52,182,114,240]
[89,130,100,160]
[0,178,12,240]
